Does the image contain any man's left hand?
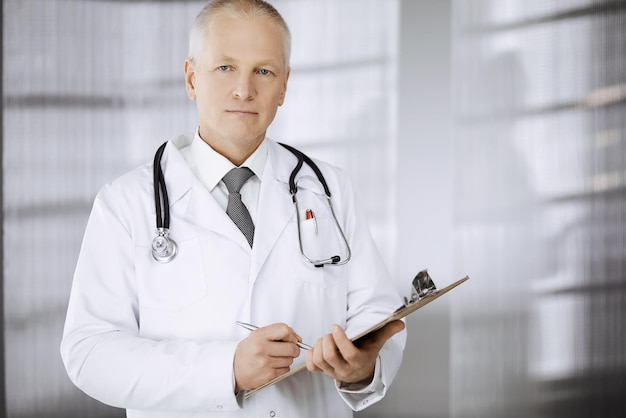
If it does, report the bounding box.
[304,320,405,384]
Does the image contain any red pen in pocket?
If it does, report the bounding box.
[305,209,318,233]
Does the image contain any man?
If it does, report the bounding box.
[61,0,406,416]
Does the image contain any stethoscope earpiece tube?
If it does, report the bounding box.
[278,142,332,198]
[152,142,178,263]
[153,142,167,229]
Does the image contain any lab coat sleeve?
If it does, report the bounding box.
[60,184,241,412]
[330,169,407,410]
[337,340,404,410]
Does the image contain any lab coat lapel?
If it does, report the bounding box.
[185,180,251,249]
[162,136,251,249]
[250,140,297,280]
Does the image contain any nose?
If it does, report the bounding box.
[233,73,255,100]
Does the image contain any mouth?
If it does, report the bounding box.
[226,110,258,116]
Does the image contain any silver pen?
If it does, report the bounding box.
[236,321,312,350]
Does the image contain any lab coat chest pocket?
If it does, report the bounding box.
[299,215,333,264]
[135,238,208,311]
[290,188,347,287]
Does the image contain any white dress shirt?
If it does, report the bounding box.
[179,130,267,225]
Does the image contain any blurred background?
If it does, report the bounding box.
[2,0,625,417]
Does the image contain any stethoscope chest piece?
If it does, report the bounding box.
[152,228,177,263]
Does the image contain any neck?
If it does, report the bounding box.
[199,132,264,166]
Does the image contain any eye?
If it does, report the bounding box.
[257,69,273,76]
[218,65,231,72]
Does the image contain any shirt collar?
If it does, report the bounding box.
[190,129,267,192]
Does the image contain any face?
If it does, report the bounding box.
[184,13,290,156]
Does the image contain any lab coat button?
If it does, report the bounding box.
[362,400,369,406]
[269,411,276,417]
[216,405,223,410]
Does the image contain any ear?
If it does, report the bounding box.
[278,67,290,106]
[184,59,197,100]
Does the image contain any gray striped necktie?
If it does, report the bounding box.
[222,167,255,247]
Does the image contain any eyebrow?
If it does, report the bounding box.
[214,55,283,70]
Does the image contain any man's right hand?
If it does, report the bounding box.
[233,323,302,392]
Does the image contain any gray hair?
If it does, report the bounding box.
[187,0,291,68]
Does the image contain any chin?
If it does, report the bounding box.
[229,134,265,147]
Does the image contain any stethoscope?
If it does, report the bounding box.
[152,142,177,263]
[151,141,352,267]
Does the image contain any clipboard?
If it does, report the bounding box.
[244,270,469,399]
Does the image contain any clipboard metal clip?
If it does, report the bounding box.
[403,270,438,307]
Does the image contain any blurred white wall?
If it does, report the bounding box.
[450,1,626,417]
[359,1,454,417]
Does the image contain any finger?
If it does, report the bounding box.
[330,324,358,362]
[315,334,343,379]
[305,347,322,372]
[323,329,346,369]
[313,337,333,375]
[266,340,301,359]
[356,320,406,350]
[372,320,405,345]
[289,326,304,344]
[241,344,296,369]
[262,323,298,343]
[265,355,296,369]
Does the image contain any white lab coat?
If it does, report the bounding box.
[61,135,406,418]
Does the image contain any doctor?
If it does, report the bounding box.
[60,0,406,417]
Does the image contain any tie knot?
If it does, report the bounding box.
[223,167,254,193]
